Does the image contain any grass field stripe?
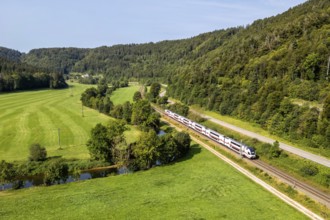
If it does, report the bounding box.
[0,83,140,161]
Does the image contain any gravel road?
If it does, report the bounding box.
[192,110,330,168]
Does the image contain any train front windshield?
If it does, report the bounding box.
[250,148,256,155]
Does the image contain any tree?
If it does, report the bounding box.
[80,87,98,107]
[149,82,161,99]
[174,132,191,156]
[302,53,320,80]
[87,123,113,161]
[322,94,330,121]
[44,159,69,185]
[298,107,319,138]
[87,121,127,162]
[28,143,47,161]
[0,160,15,190]
[158,134,180,164]
[122,101,132,123]
[269,141,281,158]
[101,96,113,114]
[133,130,161,169]
[106,120,127,141]
[133,91,142,102]
[97,78,108,96]
[131,100,152,125]
[157,96,168,105]
[143,112,161,132]
[49,72,67,89]
[110,104,123,119]
[168,103,189,116]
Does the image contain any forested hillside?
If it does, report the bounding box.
[168,0,330,148]
[0,48,67,91]
[22,47,89,74]
[2,0,330,148]
[0,46,22,62]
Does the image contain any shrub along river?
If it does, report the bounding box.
[1,130,166,191]
[0,166,124,191]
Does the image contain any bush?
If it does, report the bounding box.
[269,141,282,158]
[319,174,330,187]
[44,159,69,185]
[188,112,206,123]
[300,165,319,177]
[28,143,47,161]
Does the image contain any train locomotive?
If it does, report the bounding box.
[165,109,256,159]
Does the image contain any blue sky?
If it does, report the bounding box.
[1,0,306,52]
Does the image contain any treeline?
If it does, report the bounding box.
[22,47,88,74]
[0,57,67,92]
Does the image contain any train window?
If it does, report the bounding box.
[210,132,219,137]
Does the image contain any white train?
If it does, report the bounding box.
[165,109,256,159]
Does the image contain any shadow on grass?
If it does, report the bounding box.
[157,144,201,167]
[46,156,63,160]
[154,144,201,169]
[178,144,201,162]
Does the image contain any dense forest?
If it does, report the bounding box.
[22,47,88,74]
[0,48,67,91]
[1,0,329,148]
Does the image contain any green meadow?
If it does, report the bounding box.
[111,83,141,105]
[0,145,307,220]
[0,83,140,161]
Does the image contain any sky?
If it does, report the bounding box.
[1,0,307,53]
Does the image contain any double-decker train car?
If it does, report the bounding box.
[165,109,256,159]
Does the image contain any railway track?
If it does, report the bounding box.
[153,105,330,209]
[253,159,330,208]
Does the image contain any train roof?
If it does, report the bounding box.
[230,139,254,148]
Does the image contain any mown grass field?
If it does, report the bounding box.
[111,84,141,105]
[0,83,140,161]
[0,145,307,220]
